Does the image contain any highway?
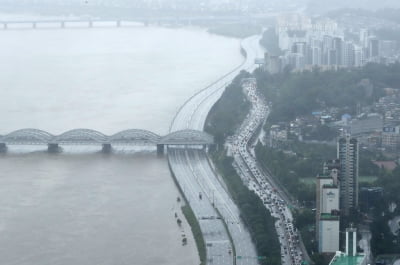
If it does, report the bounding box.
[168,35,264,265]
[230,79,308,265]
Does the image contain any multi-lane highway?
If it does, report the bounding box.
[168,35,264,265]
[230,79,308,265]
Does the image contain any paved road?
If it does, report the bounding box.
[230,79,307,265]
[168,36,264,265]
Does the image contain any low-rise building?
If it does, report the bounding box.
[328,227,367,265]
[319,214,340,253]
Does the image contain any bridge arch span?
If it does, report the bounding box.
[1,128,54,144]
[54,129,107,144]
[109,129,161,145]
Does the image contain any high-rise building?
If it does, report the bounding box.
[338,135,359,215]
[368,38,379,58]
[359,29,369,48]
[264,52,282,74]
[344,42,355,67]
[333,37,344,66]
[354,45,364,67]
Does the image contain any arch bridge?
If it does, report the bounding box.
[0,128,213,154]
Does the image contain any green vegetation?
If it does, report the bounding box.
[260,28,283,56]
[302,124,339,141]
[255,141,336,204]
[293,209,317,253]
[205,70,281,265]
[359,176,379,184]
[253,62,400,258]
[181,205,206,265]
[208,23,262,38]
[205,71,251,145]
[212,151,281,265]
[254,63,400,122]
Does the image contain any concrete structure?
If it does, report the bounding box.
[319,214,340,253]
[382,125,400,150]
[346,227,357,256]
[350,114,383,135]
[264,52,282,74]
[0,128,214,154]
[328,227,367,265]
[167,36,263,265]
[338,135,359,215]
[316,169,340,253]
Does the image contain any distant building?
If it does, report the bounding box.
[350,113,383,135]
[346,227,357,256]
[264,52,282,74]
[316,169,340,253]
[328,227,367,265]
[338,135,359,215]
[323,159,341,175]
[360,187,383,211]
[368,38,379,58]
[344,42,355,67]
[382,125,400,150]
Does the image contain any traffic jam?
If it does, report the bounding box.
[230,78,304,265]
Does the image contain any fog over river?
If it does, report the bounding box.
[0,24,243,265]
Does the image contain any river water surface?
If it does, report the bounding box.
[0,24,242,265]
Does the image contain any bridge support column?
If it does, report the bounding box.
[116,20,121,27]
[61,21,65,28]
[89,21,93,28]
[102,143,112,153]
[48,143,59,153]
[157,144,164,156]
[3,23,7,30]
[0,143,6,153]
[32,22,36,29]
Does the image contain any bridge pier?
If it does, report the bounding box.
[0,143,6,153]
[32,22,36,29]
[3,23,7,30]
[89,21,93,28]
[102,143,112,153]
[116,20,121,27]
[61,21,65,28]
[48,143,60,153]
[157,144,164,156]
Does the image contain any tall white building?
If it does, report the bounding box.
[346,227,357,256]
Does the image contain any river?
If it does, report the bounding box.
[0,24,243,265]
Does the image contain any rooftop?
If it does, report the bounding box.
[329,253,365,265]
[323,184,338,189]
[320,213,340,221]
